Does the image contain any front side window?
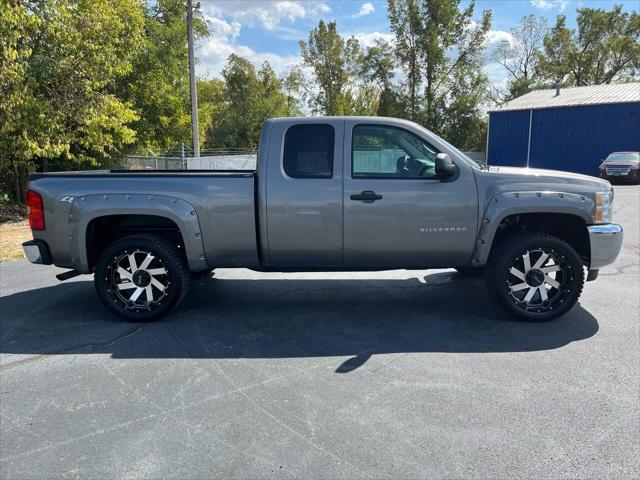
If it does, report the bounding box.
[283,124,335,178]
[352,125,439,178]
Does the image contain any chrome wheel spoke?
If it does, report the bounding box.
[130,287,144,302]
[151,277,166,292]
[539,285,548,302]
[524,287,537,302]
[117,267,132,280]
[117,282,136,290]
[545,276,560,289]
[510,282,529,292]
[541,265,560,273]
[510,267,526,281]
[139,254,154,270]
[127,253,138,271]
[145,285,153,302]
[522,252,532,272]
[147,267,167,276]
[532,252,549,270]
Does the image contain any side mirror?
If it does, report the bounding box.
[435,153,456,179]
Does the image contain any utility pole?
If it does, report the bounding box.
[187,0,199,157]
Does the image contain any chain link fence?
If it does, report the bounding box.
[122,147,257,171]
[121,147,484,171]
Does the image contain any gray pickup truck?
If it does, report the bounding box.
[23,116,623,322]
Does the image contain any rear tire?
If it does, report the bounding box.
[94,235,190,322]
[485,232,584,322]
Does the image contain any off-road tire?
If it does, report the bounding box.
[94,235,190,322]
[485,232,584,322]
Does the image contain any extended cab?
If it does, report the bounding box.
[23,117,623,322]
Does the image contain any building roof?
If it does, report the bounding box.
[490,82,640,112]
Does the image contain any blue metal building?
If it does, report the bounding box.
[487,83,640,175]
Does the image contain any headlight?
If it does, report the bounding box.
[594,190,613,223]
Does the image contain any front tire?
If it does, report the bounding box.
[94,235,190,322]
[485,232,584,322]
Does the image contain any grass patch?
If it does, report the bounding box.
[0,220,31,262]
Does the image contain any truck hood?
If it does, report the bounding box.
[482,165,611,192]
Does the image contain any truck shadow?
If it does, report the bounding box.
[0,271,599,373]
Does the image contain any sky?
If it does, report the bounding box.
[196,0,639,89]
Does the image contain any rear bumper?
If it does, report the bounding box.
[588,224,623,269]
[22,240,52,265]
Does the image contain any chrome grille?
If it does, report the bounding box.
[605,166,631,175]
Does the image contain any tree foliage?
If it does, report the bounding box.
[299,21,360,115]
[386,0,492,149]
[492,14,548,101]
[1,0,145,200]
[538,5,640,86]
[117,0,208,154]
[205,55,289,149]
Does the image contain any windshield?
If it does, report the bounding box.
[605,152,639,162]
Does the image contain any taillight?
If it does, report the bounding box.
[26,190,45,230]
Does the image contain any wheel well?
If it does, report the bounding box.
[86,215,186,271]
[491,213,590,264]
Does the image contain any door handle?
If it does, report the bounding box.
[350,190,383,202]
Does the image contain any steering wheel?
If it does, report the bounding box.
[396,155,412,176]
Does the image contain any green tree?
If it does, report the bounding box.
[358,39,404,117]
[0,0,144,201]
[492,14,548,101]
[387,0,491,144]
[299,20,360,115]
[281,66,305,116]
[118,0,209,154]
[538,5,640,86]
[206,55,288,149]
[388,0,422,120]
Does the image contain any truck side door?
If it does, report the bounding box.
[342,120,478,268]
[263,119,344,268]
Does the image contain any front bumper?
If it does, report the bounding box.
[22,240,52,265]
[599,170,639,181]
[588,224,623,269]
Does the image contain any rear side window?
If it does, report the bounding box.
[283,124,334,178]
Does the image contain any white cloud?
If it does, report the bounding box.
[352,31,394,49]
[530,0,567,11]
[485,29,513,47]
[311,3,332,15]
[201,1,330,31]
[198,15,300,78]
[354,3,375,18]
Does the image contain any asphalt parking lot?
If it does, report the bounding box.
[1,185,638,479]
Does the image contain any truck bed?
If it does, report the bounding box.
[27,170,259,272]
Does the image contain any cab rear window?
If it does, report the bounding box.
[283,124,334,178]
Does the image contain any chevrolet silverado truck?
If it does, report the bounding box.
[22,117,623,322]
